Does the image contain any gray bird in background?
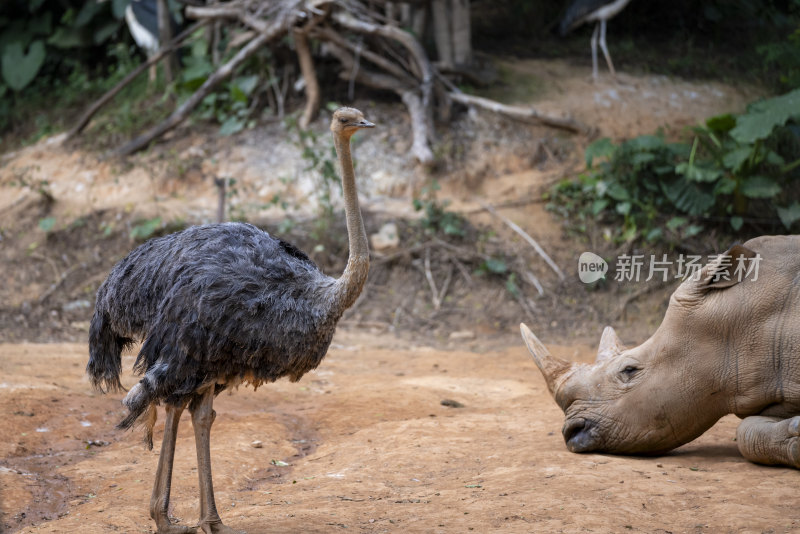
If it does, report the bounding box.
[560,0,633,80]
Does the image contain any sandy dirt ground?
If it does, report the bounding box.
[2,333,799,534]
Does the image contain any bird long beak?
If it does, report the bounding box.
[358,120,375,128]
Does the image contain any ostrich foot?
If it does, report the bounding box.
[737,415,800,468]
[197,519,242,534]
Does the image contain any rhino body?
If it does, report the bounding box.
[522,235,800,468]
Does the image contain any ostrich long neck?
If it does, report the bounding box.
[332,132,369,311]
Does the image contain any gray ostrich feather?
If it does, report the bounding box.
[88,223,340,430]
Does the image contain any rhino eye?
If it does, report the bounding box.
[620,365,640,381]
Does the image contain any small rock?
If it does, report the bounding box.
[370,222,400,252]
[182,146,207,159]
[440,399,465,408]
[449,330,475,340]
[62,300,90,312]
[251,440,263,449]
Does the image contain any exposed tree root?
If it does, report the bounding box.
[68,0,592,163]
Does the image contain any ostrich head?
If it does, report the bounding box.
[330,107,375,138]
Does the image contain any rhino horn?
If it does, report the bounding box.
[520,323,573,396]
[596,325,626,362]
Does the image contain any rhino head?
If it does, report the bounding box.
[521,243,776,455]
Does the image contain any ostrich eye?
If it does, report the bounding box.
[339,117,348,123]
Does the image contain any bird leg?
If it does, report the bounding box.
[590,23,600,81]
[150,403,194,534]
[190,384,239,534]
[598,19,617,80]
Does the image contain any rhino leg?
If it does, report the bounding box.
[736,416,800,468]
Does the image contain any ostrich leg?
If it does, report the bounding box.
[191,385,238,534]
[598,19,617,79]
[150,403,194,534]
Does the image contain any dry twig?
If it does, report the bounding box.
[479,201,565,281]
[449,91,588,134]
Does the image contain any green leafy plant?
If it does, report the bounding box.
[38,216,56,233]
[129,217,162,241]
[180,35,269,136]
[549,89,800,243]
[0,0,126,92]
[413,181,467,237]
[759,25,800,90]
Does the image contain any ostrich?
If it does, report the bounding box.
[560,0,633,80]
[87,107,375,534]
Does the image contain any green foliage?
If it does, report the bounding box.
[38,216,56,233]
[478,257,508,275]
[758,24,800,90]
[2,40,46,90]
[179,34,271,136]
[130,217,162,241]
[0,2,147,139]
[730,90,800,142]
[549,89,800,243]
[0,1,125,92]
[474,254,521,298]
[413,181,467,237]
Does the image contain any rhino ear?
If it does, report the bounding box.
[699,244,758,291]
[596,326,626,362]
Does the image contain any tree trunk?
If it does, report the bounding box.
[431,0,452,67]
[411,4,427,39]
[451,0,471,66]
[157,0,177,82]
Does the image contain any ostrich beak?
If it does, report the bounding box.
[357,120,375,128]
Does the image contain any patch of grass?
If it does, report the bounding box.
[470,60,546,104]
[547,89,800,245]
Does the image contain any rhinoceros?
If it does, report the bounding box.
[521,235,800,468]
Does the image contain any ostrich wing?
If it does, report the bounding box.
[131,223,337,403]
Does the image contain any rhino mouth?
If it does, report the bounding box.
[563,417,600,452]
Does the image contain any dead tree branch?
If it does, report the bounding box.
[294,28,321,128]
[326,42,434,164]
[82,0,586,161]
[66,20,208,140]
[332,11,434,134]
[112,18,288,157]
[479,200,565,281]
[449,91,589,134]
